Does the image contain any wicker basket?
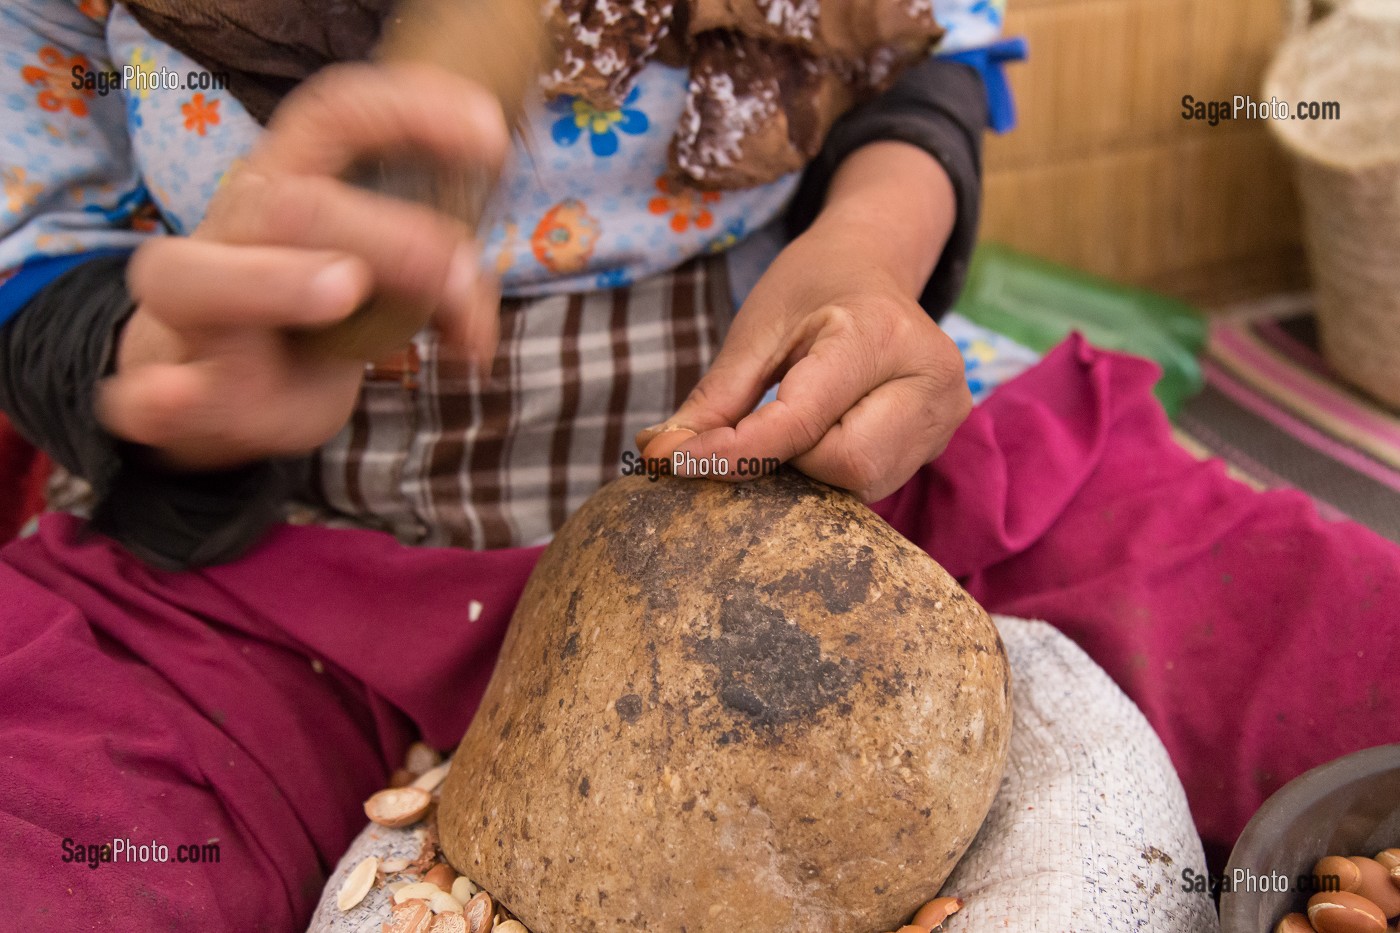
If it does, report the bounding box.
[1266,0,1400,407]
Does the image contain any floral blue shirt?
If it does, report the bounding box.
[0,0,1007,319]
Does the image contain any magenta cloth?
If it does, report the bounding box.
[2,336,1397,930]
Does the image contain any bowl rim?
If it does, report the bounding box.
[1220,743,1400,931]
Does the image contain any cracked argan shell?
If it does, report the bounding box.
[365,787,432,828]
[438,472,1011,932]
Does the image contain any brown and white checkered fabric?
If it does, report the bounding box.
[296,255,732,549]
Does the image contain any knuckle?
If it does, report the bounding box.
[276,63,362,127]
[841,446,883,495]
[203,168,276,242]
[261,176,326,245]
[682,377,727,417]
[383,211,456,290]
[784,402,829,450]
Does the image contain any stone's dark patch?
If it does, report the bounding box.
[615,694,643,723]
[762,544,877,615]
[844,632,861,645]
[579,776,590,797]
[599,481,707,612]
[499,718,513,740]
[719,684,766,717]
[560,631,580,661]
[690,594,860,741]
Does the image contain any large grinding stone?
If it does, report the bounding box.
[438,472,1011,931]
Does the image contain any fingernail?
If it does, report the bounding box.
[641,428,697,463]
[445,244,480,308]
[311,259,364,315]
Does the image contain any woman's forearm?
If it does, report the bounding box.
[807,140,957,299]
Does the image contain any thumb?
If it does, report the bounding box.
[635,322,777,455]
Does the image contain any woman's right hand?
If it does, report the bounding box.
[98,63,507,471]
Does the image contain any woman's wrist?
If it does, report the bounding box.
[809,139,957,299]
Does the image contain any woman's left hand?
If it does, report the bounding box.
[636,143,972,502]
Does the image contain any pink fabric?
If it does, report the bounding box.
[2,336,1397,929]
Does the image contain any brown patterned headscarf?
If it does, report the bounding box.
[117,0,943,189]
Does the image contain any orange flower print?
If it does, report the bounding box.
[77,0,112,20]
[531,200,600,274]
[181,93,220,136]
[21,47,94,118]
[647,175,721,234]
[3,167,45,216]
[494,218,520,278]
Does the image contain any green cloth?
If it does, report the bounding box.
[953,245,1206,415]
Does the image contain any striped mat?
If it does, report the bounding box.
[1173,308,1400,542]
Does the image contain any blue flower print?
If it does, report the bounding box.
[969,0,1006,27]
[550,86,648,158]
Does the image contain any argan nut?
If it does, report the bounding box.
[394,882,444,904]
[1316,856,1364,894]
[1274,912,1315,933]
[424,864,457,893]
[336,855,378,912]
[1308,890,1387,933]
[389,768,418,788]
[463,891,495,933]
[450,876,478,903]
[412,761,453,793]
[385,899,434,933]
[640,428,697,463]
[1375,849,1400,873]
[913,896,965,929]
[494,922,528,933]
[1348,858,1400,918]
[428,913,469,933]
[428,913,468,933]
[405,741,443,775]
[364,786,433,828]
[427,890,463,914]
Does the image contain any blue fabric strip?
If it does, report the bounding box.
[943,37,1030,134]
[0,249,134,328]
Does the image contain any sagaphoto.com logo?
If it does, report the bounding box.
[620,449,782,483]
[61,836,221,870]
[1181,93,1341,127]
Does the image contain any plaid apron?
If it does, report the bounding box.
[296,255,731,549]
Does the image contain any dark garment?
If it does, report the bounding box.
[0,255,288,568]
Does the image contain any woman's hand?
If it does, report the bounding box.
[637,141,972,502]
[99,64,507,471]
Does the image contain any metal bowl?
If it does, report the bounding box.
[1220,744,1400,933]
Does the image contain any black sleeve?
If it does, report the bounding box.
[785,56,987,321]
[0,253,288,569]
